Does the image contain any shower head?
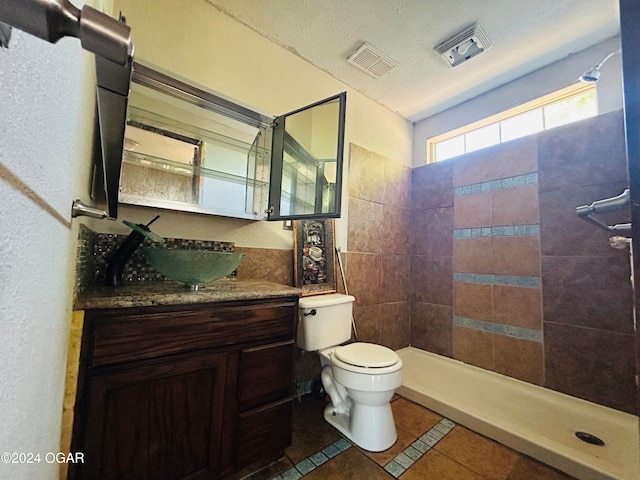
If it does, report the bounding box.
[578,49,621,83]
[578,67,601,84]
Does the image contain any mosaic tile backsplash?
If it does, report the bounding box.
[75,224,235,292]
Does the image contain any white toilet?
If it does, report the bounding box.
[297,293,403,452]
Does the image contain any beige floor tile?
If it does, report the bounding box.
[391,397,442,438]
[247,456,293,480]
[360,423,417,466]
[285,396,341,464]
[507,455,576,480]
[401,449,484,480]
[304,447,392,479]
[434,426,520,480]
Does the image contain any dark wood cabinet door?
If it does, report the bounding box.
[76,352,227,480]
[237,339,295,411]
[236,398,293,469]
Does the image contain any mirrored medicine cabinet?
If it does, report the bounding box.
[118,62,346,221]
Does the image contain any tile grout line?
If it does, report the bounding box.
[273,437,353,480]
[383,417,457,478]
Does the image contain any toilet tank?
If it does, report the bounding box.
[297,293,355,351]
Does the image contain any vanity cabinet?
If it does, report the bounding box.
[69,296,297,480]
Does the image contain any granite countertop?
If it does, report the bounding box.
[75,280,302,310]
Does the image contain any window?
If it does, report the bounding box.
[426,83,597,163]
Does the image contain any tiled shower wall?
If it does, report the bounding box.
[410,110,636,414]
[344,144,412,350]
[537,110,635,413]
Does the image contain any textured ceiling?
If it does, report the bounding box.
[203,0,620,122]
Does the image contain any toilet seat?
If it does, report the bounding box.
[332,343,401,374]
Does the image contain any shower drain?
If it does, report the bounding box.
[575,431,605,446]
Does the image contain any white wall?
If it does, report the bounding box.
[105,0,413,250]
[413,36,623,167]
[0,2,103,478]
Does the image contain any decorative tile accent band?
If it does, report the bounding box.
[75,224,236,290]
[274,437,352,480]
[454,224,540,239]
[272,410,457,479]
[383,418,456,478]
[454,272,541,288]
[454,172,538,196]
[454,315,543,343]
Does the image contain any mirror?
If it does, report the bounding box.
[268,93,346,220]
[119,62,346,221]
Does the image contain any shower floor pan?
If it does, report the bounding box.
[396,347,639,480]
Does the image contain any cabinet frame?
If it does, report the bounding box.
[69,296,298,480]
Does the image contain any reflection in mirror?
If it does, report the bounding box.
[119,64,272,220]
[270,93,346,220]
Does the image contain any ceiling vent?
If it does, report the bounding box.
[434,22,492,67]
[347,42,398,78]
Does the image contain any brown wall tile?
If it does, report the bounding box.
[344,252,382,306]
[380,302,412,350]
[541,255,633,334]
[382,205,411,255]
[411,255,452,305]
[452,136,537,187]
[348,143,386,203]
[538,110,627,193]
[353,303,381,344]
[411,303,453,357]
[454,281,492,322]
[412,207,453,256]
[491,236,541,276]
[492,285,542,330]
[295,349,321,383]
[453,148,494,187]
[539,182,630,256]
[454,193,491,228]
[544,322,636,414]
[488,136,538,179]
[347,196,384,253]
[381,254,411,303]
[384,159,412,209]
[452,326,494,370]
[491,184,539,226]
[235,247,293,285]
[453,238,493,274]
[493,336,544,385]
[413,161,453,210]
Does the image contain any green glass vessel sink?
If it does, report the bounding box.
[143,247,244,289]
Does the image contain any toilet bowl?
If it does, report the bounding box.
[297,294,403,452]
[319,343,403,451]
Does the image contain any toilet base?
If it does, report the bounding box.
[323,402,397,452]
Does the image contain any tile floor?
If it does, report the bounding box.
[249,394,576,480]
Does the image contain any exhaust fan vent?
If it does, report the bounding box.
[347,42,398,78]
[434,22,491,67]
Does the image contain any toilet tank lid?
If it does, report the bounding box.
[334,342,399,368]
[299,293,355,309]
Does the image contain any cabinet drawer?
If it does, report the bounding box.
[236,398,293,469]
[237,340,294,411]
[86,299,296,367]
